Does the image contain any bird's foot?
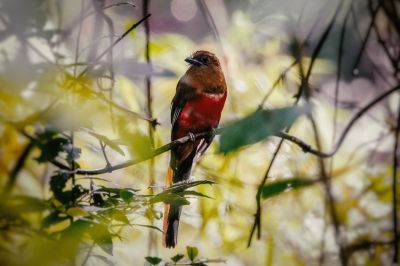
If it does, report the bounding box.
[209,128,217,137]
[170,178,193,187]
[187,132,196,142]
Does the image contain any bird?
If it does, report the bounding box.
[163,50,227,248]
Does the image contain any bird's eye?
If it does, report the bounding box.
[200,56,210,64]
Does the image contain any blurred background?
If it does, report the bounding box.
[0,0,399,265]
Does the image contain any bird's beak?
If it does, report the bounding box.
[185,56,203,66]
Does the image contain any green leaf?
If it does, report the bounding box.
[42,212,69,228]
[178,190,213,199]
[163,180,214,194]
[97,186,139,195]
[150,193,190,206]
[119,189,134,202]
[35,129,70,162]
[186,246,198,261]
[88,131,125,156]
[66,207,89,218]
[2,196,49,214]
[145,256,162,265]
[50,173,70,194]
[60,219,91,241]
[261,178,316,199]
[112,210,130,224]
[131,224,163,233]
[89,223,113,256]
[171,254,184,263]
[219,106,309,153]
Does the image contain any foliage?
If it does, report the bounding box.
[219,106,308,153]
[145,245,221,266]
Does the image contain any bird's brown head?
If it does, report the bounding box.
[185,50,221,69]
[183,50,226,94]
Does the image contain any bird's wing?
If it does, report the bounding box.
[171,80,197,127]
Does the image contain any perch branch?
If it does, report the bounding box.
[46,84,400,177]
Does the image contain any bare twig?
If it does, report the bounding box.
[142,0,157,256]
[51,130,215,175]
[344,239,395,260]
[248,5,344,245]
[78,13,151,78]
[278,85,400,158]
[392,98,400,263]
[332,7,351,149]
[81,2,136,23]
[3,141,34,194]
[196,0,224,52]
[20,14,155,124]
[18,83,399,179]
[308,114,347,265]
[164,258,226,265]
[247,137,285,247]
[99,140,111,168]
[351,1,381,73]
[73,0,85,77]
[81,241,95,266]
[258,60,298,109]
[299,0,345,99]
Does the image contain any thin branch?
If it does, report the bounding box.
[369,0,399,75]
[332,7,351,149]
[3,141,34,194]
[258,60,298,109]
[78,13,151,78]
[21,14,155,124]
[299,0,345,99]
[99,140,111,168]
[142,0,157,256]
[73,0,85,77]
[81,2,136,23]
[196,0,224,52]
[247,137,285,247]
[344,239,395,259]
[322,84,400,156]
[284,85,400,158]
[164,258,226,266]
[92,0,116,126]
[52,130,216,176]
[308,114,347,265]
[81,241,95,266]
[351,1,381,73]
[380,0,400,38]
[299,9,346,260]
[392,97,400,264]
[350,5,395,89]
[278,85,400,158]
[19,83,399,178]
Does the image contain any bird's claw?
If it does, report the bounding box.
[209,128,216,137]
[188,132,196,142]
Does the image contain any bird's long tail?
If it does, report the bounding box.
[163,167,181,248]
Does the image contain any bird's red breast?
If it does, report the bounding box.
[174,91,227,139]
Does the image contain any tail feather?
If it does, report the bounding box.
[163,167,181,248]
[163,151,196,248]
[163,204,182,248]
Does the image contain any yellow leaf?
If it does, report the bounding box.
[66,207,89,218]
